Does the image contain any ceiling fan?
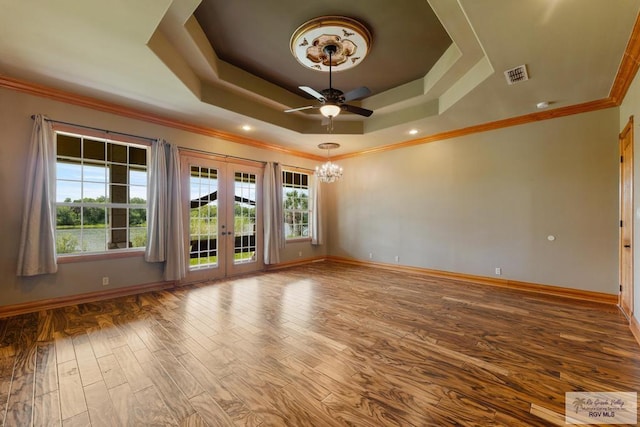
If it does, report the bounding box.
[285,44,373,120]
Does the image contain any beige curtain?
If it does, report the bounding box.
[164,143,185,280]
[145,140,185,280]
[17,114,57,276]
[311,176,323,245]
[145,139,167,263]
[263,162,284,264]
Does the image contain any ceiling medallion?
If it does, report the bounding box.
[290,16,372,72]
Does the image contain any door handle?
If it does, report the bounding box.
[624,244,631,248]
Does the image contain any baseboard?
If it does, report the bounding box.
[0,257,321,318]
[265,256,326,271]
[326,256,618,305]
[0,281,175,318]
[630,315,640,347]
[0,257,618,318]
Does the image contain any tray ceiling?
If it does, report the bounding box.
[0,0,639,157]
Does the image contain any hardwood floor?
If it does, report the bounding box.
[1,261,639,426]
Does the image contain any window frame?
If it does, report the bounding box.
[54,130,150,260]
[282,169,313,242]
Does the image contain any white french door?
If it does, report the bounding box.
[181,154,263,283]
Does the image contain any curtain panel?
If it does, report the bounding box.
[17,114,57,276]
[311,177,323,245]
[145,140,185,281]
[145,139,168,263]
[164,143,185,280]
[263,162,284,264]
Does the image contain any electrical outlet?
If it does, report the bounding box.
[495,267,502,275]
[395,255,400,263]
[298,251,303,257]
[369,252,373,259]
[102,276,109,286]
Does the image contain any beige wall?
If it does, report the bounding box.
[620,71,640,324]
[327,108,620,293]
[0,85,623,308]
[0,87,325,307]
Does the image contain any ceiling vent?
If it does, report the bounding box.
[504,65,529,85]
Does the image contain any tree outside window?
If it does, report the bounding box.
[282,170,311,240]
[55,132,148,255]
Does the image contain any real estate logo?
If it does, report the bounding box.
[565,391,637,425]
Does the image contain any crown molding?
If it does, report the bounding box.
[610,10,640,104]
[335,11,640,160]
[1,9,639,162]
[0,74,324,161]
[335,98,618,160]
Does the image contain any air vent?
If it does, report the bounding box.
[504,65,529,85]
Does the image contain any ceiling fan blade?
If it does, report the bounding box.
[343,86,371,102]
[299,86,326,101]
[341,104,374,117]
[284,105,315,113]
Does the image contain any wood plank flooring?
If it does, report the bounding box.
[1,261,639,426]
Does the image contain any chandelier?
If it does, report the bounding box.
[315,142,343,183]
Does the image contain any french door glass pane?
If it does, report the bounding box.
[189,166,218,270]
[234,172,257,264]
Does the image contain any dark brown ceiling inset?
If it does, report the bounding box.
[194,0,452,98]
[2,1,639,156]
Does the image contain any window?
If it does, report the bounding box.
[282,170,311,240]
[55,132,148,255]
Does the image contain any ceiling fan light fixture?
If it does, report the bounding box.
[320,104,341,118]
[285,16,374,120]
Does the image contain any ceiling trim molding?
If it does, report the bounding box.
[337,10,640,160]
[609,11,640,104]
[0,75,324,161]
[335,98,618,160]
[2,8,639,164]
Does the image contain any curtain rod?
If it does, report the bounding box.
[179,147,315,172]
[282,164,315,173]
[31,115,156,142]
[33,115,316,172]
[179,146,266,165]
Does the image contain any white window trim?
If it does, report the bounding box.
[54,130,150,258]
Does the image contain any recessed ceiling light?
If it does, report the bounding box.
[241,124,252,131]
[409,129,419,135]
